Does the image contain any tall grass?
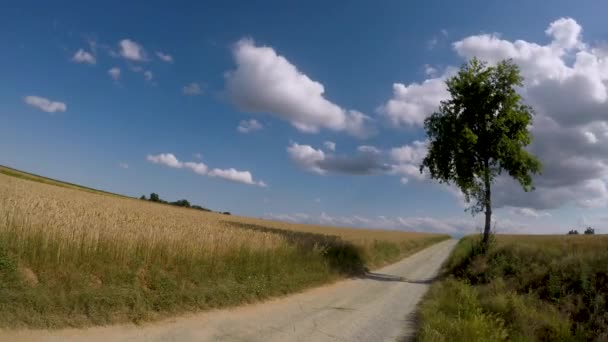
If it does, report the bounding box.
[0,173,447,328]
[417,234,608,341]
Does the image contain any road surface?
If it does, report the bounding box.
[1,239,457,342]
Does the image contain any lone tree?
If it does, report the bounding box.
[584,227,595,235]
[421,58,541,247]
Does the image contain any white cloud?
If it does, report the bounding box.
[389,140,427,164]
[119,162,129,169]
[424,64,438,77]
[388,140,428,183]
[24,96,67,113]
[265,212,475,235]
[183,161,208,175]
[147,153,183,168]
[156,51,173,63]
[287,142,391,176]
[545,17,584,50]
[118,39,146,61]
[225,38,373,137]
[237,119,263,133]
[510,207,551,218]
[287,143,326,175]
[143,70,153,81]
[378,76,450,127]
[323,141,336,151]
[183,82,203,95]
[380,17,608,211]
[357,145,381,154]
[72,49,96,64]
[108,67,121,80]
[208,168,267,187]
[147,153,265,187]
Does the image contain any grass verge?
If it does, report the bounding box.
[417,235,608,341]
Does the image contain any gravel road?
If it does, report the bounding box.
[1,239,457,342]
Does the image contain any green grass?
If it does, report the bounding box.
[417,235,608,341]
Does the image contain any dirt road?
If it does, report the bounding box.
[2,239,457,342]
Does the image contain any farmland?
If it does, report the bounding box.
[417,234,608,341]
[0,171,447,328]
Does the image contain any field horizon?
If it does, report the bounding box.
[0,165,448,329]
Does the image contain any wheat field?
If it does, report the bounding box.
[0,172,447,328]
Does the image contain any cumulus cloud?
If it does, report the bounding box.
[146,153,265,186]
[183,82,203,95]
[380,17,608,211]
[208,168,267,187]
[287,143,326,174]
[108,67,121,80]
[72,49,96,64]
[388,140,428,182]
[156,51,173,63]
[24,96,67,113]
[225,38,373,137]
[287,142,391,176]
[237,119,263,133]
[118,39,146,61]
[378,76,450,127]
[147,153,183,168]
[323,141,336,151]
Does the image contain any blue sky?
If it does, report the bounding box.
[2,0,608,235]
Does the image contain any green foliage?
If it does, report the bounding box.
[584,227,595,235]
[420,58,541,243]
[418,235,608,341]
[568,229,579,235]
[418,278,508,342]
[170,199,191,208]
[143,192,213,212]
[149,193,160,202]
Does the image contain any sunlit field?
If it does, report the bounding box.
[417,234,608,341]
[0,172,447,328]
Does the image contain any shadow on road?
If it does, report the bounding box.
[224,221,367,275]
[362,272,437,284]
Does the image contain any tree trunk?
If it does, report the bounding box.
[482,166,492,248]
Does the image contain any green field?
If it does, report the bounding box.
[0,168,448,328]
[417,234,608,341]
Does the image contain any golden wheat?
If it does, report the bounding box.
[0,172,447,328]
[0,173,438,267]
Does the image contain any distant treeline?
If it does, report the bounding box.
[567,226,595,235]
[139,193,231,215]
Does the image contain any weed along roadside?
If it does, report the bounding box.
[0,172,448,329]
[416,234,608,341]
